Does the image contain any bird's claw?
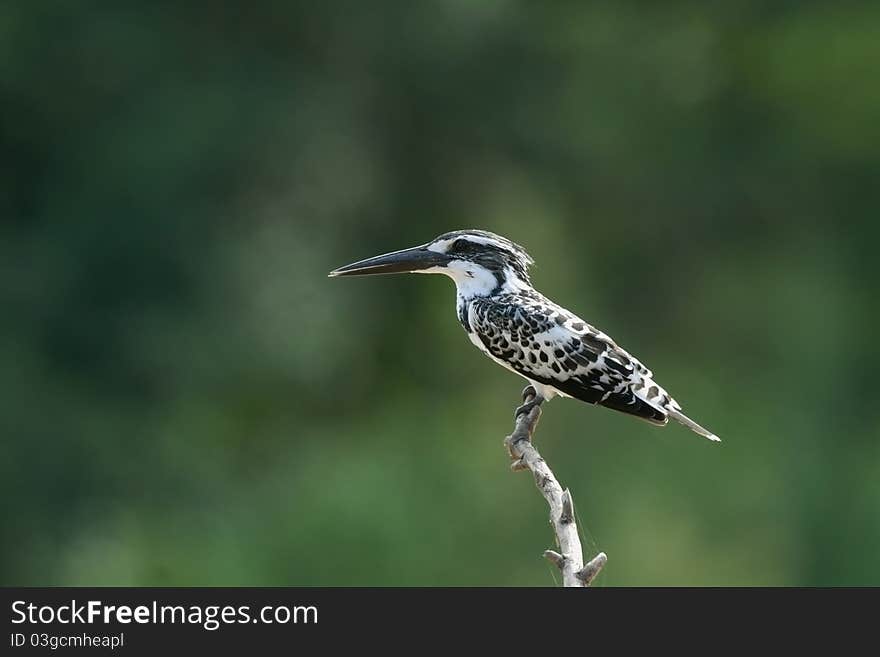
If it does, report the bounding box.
[515,385,540,417]
[515,396,543,419]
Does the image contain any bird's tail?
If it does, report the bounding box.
[666,408,720,442]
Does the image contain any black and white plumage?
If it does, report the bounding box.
[330,229,718,441]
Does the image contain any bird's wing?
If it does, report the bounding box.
[470,293,673,424]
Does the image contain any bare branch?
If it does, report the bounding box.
[504,387,606,587]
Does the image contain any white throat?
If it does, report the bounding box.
[421,260,531,300]
[419,260,495,298]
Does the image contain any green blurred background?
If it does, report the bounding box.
[2,1,879,586]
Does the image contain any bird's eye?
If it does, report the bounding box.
[452,239,470,253]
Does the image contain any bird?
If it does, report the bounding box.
[329,229,718,441]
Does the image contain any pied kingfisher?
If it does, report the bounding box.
[329,229,718,441]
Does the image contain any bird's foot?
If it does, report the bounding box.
[514,398,541,418]
[506,385,544,463]
[514,385,544,419]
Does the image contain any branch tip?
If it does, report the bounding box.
[559,489,574,524]
[543,549,565,569]
[575,552,607,586]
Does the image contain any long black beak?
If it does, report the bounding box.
[328,245,452,277]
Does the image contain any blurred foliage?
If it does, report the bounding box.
[2,1,879,586]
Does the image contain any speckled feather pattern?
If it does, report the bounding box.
[461,289,676,425]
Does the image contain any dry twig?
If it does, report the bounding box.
[504,386,607,587]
